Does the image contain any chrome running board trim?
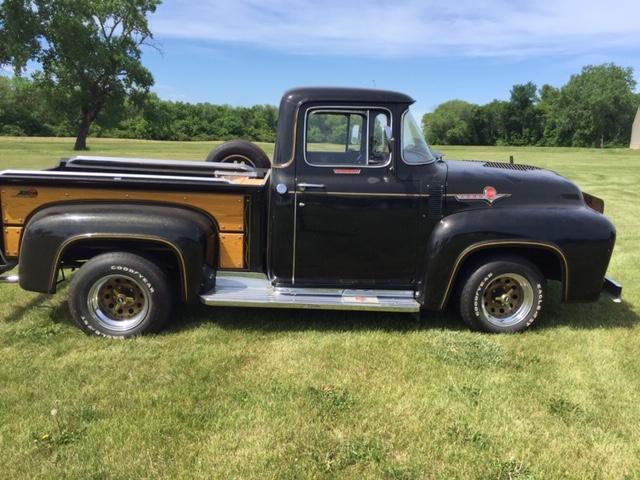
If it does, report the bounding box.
[200,273,420,312]
[0,274,19,284]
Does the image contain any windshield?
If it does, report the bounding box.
[402,110,435,164]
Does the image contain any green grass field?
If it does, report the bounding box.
[1,137,639,479]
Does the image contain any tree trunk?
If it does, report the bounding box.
[74,117,91,150]
[74,106,100,151]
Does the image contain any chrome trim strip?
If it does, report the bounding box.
[439,239,570,309]
[201,274,420,312]
[50,233,189,300]
[0,169,234,184]
[293,190,429,198]
[298,183,325,190]
[0,274,19,284]
[292,191,298,285]
[302,106,393,169]
[65,155,255,172]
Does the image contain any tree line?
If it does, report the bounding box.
[0,76,278,142]
[422,64,640,148]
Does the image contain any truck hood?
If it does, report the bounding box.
[444,159,583,208]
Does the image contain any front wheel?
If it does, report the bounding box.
[458,257,545,333]
[68,252,173,338]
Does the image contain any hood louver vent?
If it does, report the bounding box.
[483,161,540,171]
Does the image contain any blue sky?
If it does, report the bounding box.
[146,0,637,118]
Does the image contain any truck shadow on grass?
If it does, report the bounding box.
[5,283,636,335]
[3,292,61,323]
[170,283,639,334]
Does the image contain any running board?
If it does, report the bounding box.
[200,274,420,312]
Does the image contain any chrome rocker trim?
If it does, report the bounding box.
[200,273,420,312]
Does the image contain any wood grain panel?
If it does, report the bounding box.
[1,186,245,232]
[219,233,245,269]
[3,226,22,257]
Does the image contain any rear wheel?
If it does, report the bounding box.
[205,140,271,168]
[458,257,545,333]
[68,252,173,338]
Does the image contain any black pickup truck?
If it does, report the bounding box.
[0,87,621,337]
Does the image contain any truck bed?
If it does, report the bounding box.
[0,156,269,271]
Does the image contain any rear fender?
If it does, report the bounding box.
[19,204,217,301]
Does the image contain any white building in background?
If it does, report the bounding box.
[632,106,640,149]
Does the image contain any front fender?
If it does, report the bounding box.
[19,203,217,300]
[421,206,616,310]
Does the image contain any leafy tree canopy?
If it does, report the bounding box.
[0,0,160,150]
[422,63,639,148]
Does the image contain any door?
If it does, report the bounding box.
[293,106,422,288]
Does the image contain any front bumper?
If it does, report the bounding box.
[602,277,623,303]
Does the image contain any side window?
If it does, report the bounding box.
[306,111,366,166]
[305,108,392,167]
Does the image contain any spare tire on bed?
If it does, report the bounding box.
[205,140,271,168]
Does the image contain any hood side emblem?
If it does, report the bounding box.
[454,186,511,205]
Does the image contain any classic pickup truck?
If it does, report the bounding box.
[0,87,621,337]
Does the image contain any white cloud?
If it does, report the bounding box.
[151,0,640,57]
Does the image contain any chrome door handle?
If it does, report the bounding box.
[298,183,325,191]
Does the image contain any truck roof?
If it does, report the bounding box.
[282,87,415,105]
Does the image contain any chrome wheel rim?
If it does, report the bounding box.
[87,275,150,331]
[480,273,534,327]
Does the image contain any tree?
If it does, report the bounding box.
[422,100,478,145]
[549,64,638,147]
[474,100,509,145]
[504,82,543,145]
[0,0,159,150]
[538,84,561,146]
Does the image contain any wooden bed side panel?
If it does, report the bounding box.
[1,185,248,268]
[3,226,22,257]
[1,186,245,232]
[219,233,245,269]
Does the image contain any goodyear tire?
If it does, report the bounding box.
[68,252,172,338]
[458,257,545,333]
[205,140,271,168]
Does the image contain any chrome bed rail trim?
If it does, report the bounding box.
[65,155,256,172]
[0,169,234,184]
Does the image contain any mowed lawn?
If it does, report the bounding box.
[1,137,639,479]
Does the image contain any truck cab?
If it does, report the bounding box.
[268,88,444,290]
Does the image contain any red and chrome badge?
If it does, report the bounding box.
[454,186,510,205]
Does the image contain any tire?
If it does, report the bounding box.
[458,256,545,333]
[68,252,173,338]
[205,140,271,168]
